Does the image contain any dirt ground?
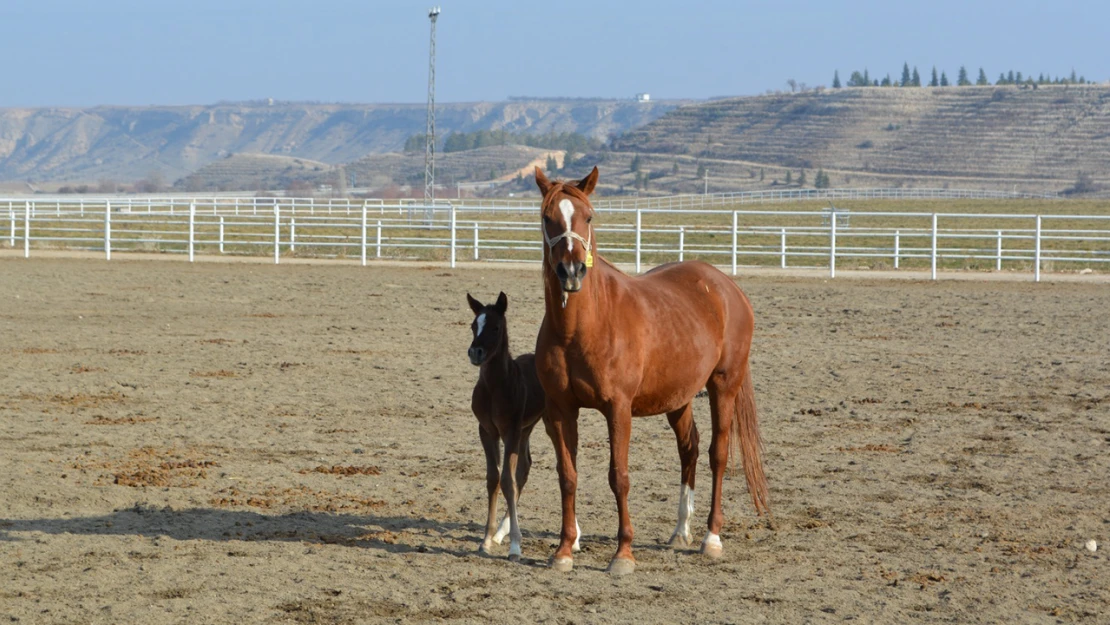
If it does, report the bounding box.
[1,257,1107,624]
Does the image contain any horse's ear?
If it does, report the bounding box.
[575,166,599,196]
[495,291,508,314]
[534,166,552,197]
[466,293,483,315]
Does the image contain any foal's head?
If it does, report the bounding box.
[535,166,599,294]
[466,292,509,366]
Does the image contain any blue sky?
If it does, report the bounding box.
[1,0,1107,107]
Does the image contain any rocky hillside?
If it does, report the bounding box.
[611,85,1110,190]
[0,99,683,183]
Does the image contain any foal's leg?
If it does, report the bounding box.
[605,402,636,575]
[703,382,737,558]
[500,426,526,562]
[543,404,580,571]
[666,403,699,548]
[478,425,502,554]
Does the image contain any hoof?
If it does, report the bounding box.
[606,557,636,576]
[700,540,723,559]
[508,553,521,563]
[478,543,494,556]
[668,533,692,549]
[550,556,574,572]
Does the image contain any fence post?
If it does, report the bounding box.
[635,208,642,273]
[219,216,225,254]
[273,203,280,264]
[999,228,1007,269]
[893,230,900,269]
[473,222,479,261]
[678,226,685,262]
[361,202,368,266]
[930,213,938,280]
[730,211,739,275]
[376,220,382,258]
[829,212,837,278]
[780,227,787,269]
[289,217,297,253]
[23,201,30,258]
[9,207,15,248]
[1034,216,1042,282]
[449,202,457,268]
[104,201,111,260]
[188,202,196,262]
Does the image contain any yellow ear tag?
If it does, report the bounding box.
[585,250,594,268]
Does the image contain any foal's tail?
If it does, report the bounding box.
[732,366,770,515]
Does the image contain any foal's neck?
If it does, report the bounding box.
[479,333,515,384]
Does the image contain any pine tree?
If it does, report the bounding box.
[997,72,1007,85]
[832,70,842,88]
[1007,70,1016,83]
[863,68,871,85]
[1015,71,1023,84]
[785,170,793,185]
[976,68,989,85]
[880,75,891,87]
[900,62,911,87]
[912,67,921,87]
[630,154,641,173]
[940,71,950,87]
[930,67,939,87]
[546,155,558,173]
[798,170,807,186]
[759,168,765,181]
[957,66,971,86]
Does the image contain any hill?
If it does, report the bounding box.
[0,99,683,184]
[606,85,1110,193]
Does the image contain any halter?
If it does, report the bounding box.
[541,215,594,309]
[542,221,592,255]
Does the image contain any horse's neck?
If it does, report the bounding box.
[479,340,517,390]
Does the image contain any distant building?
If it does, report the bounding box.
[635,93,651,102]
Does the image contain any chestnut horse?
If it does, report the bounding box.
[533,166,769,575]
[467,292,579,561]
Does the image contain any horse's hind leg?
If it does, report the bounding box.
[702,381,736,559]
[666,403,699,548]
[478,425,502,555]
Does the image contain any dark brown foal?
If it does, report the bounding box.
[466,292,559,561]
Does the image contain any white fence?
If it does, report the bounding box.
[3,196,1108,282]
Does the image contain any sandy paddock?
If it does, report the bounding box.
[1,257,1108,624]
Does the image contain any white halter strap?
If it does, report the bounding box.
[542,222,592,254]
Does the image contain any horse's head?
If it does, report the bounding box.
[535,166,599,295]
[465,291,508,366]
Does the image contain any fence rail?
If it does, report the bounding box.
[3,196,1108,282]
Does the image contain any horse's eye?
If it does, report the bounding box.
[542,216,552,225]
[586,216,593,224]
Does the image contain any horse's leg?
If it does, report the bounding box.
[666,403,699,548]
[605,403,636,575]
[543,404,580,571]
[500,426,525,562]
[703,382,736,559]
[478,424,502,554]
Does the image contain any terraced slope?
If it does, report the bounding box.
[174,154,335,192]
[613,85,1110,187]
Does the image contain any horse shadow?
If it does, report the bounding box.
[0,504,555,563]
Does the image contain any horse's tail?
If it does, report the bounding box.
[732,365,770,515]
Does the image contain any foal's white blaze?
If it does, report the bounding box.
[475,313,487,337]
[558,199,575,252]
[672,484,695,543]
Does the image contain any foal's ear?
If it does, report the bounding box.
[495,291,508,314]
[534,166,552,197]
[466,293,483,315]
[575,166,599,196]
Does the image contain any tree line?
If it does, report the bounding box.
[832,64,1092,89]
[404,129,602,154]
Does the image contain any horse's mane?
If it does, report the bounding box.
[541,180,590,207]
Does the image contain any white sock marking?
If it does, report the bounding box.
[493,515,510,544]
[558,199,575,252]
[672,484,694,543]
[704,532,722,549]
[572,519,581,552]
[475,313,486,337]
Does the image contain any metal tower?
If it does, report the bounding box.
[423,6,440,205]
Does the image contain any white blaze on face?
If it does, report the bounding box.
[558,199,576,252]
[475,313,487,337]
